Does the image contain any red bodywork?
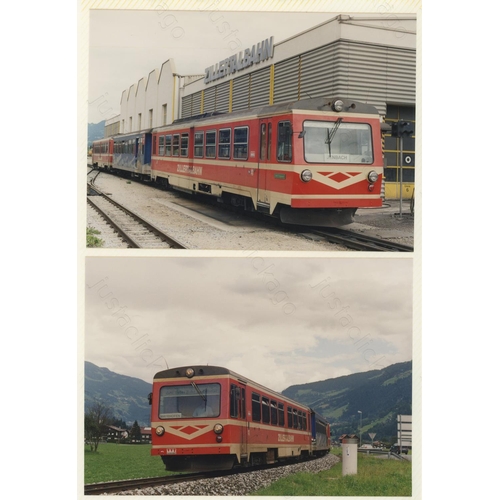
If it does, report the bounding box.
[150,366,330,471]
[91,138,114,168]
[150,103,383,221]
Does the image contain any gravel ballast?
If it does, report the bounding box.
[115,454,340,495]
[87,171,413,250]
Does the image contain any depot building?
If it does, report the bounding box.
[106,14,417,200]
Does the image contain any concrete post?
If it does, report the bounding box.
[341,435,359,476]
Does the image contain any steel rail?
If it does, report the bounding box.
[87,181,187,249]
[83,470,223,495]
[312,228,413,252]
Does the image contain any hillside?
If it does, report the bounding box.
[84,362,152,426]
[87,121,105,147]
[283,361,412,442]
[84,360,411,440]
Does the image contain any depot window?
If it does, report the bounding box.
[277,121,292,162]
[206,130,216,158]
[194,132,204,158]
[303,120,373,164]
[158,383,220,419]
[218,128,231,159]
[233,126,248,160]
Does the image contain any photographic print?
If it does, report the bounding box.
[80,1,421,498]
[85,5,417,251]
[84,255,414,496]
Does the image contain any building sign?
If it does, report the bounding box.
[204,37,274,84]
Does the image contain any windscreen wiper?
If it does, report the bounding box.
[325,118,343,156]
[191,381,207,401]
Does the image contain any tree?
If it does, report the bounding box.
[130,420,142,443]
[85,400,113,452]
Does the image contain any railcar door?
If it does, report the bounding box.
[257,119,272,210]
[134,137,139,172]
[230,383,248,463]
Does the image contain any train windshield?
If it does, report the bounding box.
[303,120,373,164]
[158,383,221,419]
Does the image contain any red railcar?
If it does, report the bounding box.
[150,97,383,226]
[91,137,114,170]
[149,365,331,472]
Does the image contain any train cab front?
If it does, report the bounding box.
[279,98,384,227]
[150,366,235,472]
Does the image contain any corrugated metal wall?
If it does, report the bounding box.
[181,40,415,118]
[232,74,250,111]
[274,56,300,102]
[249,67,272,108]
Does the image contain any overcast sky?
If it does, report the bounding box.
[85,256,413,392]
[88,9,344,123]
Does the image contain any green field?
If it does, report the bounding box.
[84,443,169,484]
[252,448,411,496]
[85,445,411,496]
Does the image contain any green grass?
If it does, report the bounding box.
[86,445,411,496]
[84,443,169,484]
[86,227,104,248]
[251,449,411,496]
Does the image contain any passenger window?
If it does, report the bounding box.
[194,132,204,158]
[278,403,284,426]
[252,393,261,422]
[233,127,248,160]
[260,123,267,160]
[218,128,231,159]
[206,131,216,158]
[271,401,278,425]
[165,135,172,156]
[277,121,292,162]
[172,135,180,156]
[181,133,189,157]
[262,397,270,424]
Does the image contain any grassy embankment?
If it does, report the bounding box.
[85,445,411,496]
[84,443,168,484]
[251,447,411,496]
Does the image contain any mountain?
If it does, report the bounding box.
[87,121,105,147]
[84,360,412,440]
[282,361,412,442]
[84,361,152,426]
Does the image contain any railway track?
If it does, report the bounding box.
[312,228,413,252]
[83,470,228,495]
[87,176,187,249]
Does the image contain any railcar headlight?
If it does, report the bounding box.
[185,368,195,378]
[333,100,344,112]
[155,426,165,436]
[213,423,224,434]
[300,169,313,182]
[367,171,379,183]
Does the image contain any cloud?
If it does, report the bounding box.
[85,257,413,391]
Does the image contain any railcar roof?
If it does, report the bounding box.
[152,97,378,132]
[153,365,309,410]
